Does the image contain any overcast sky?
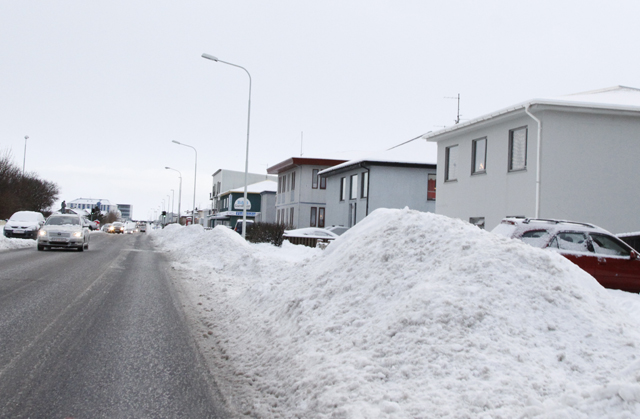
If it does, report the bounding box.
[2,1,639,220]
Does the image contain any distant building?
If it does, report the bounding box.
[118,204,132,221]
[208,180,277,228]
[267,157,347,229]
[319,140,436,228]
[211,169,277,216]
[68,198,116,214]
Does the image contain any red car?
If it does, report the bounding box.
[492,218,640,293]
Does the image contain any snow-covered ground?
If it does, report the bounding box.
[0,227,36,250]
[151,208,640,419]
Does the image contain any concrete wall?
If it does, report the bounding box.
[432,106,640,233]
[325,164,437,228]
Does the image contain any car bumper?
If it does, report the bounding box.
[4,230,37,239]
[38,238,85,248]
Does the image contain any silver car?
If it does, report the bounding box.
[37,214,90,251]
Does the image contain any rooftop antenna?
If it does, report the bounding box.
[445,93,461,124]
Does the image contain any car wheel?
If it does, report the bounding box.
[78,245,84,252]
[84,242,89,250]
[37,245,44,251]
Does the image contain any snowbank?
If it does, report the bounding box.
[152,210,640,418]
[0,227,36,250]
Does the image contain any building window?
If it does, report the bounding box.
[472,137,487,174]
[310,207,317,227]
[349,202,357,227]
[320,175,326,189]
[290,207,294,226]
[318,207,325,228]
[350,174,358,200]
[361,171,368,198]
[428,173,436,200]
[312,169,319,189]
[291,172,295,190]
[278,176,284,193]
[340,177,347,201]
[470,217,485,229]
[445,145,458,181]
[509,127,527,171]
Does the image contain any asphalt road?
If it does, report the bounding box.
[0,232,230,418]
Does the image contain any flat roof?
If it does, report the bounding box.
[267,157,348,174]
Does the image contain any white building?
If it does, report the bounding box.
[211,169,276,216]
[319,139,437,228]
[267,157,347,228]
[68,198,116,214]
[423,85,640,233]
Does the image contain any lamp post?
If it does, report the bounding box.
[23,135,28,176]
[201,53,252,238]
[166,194,171,223]
[170,189,175,223]
[172,141,197,226]
[165,167,182,225]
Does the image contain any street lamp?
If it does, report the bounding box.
[165,167,182,225]
[201,53,252,238]
[172,140,197,226]
[23,135,28,176]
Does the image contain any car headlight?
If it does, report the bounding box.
[73,232,83,238]
[38,230,47,236]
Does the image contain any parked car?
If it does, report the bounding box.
[3,211,45,239]
[492,218,640,293]
[283,227,340,248]
[37,213,90,251]
[234,220,254,235]
[108,222,125,234]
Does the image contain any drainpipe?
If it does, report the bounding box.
[359,163,370,216]
[524,104,542,218]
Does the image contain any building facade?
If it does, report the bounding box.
[267,158,347,229]
[208,180,277,228]
[424,86,640,233]
[320,160,437,228]
[68,198,116,214]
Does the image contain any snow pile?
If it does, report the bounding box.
[153,209,640,418]
[0,227,36,250]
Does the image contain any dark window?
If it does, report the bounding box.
[472,137,487,174]
[427,173,436,201]
[589,233,631,257]
[320,175,326,189]
[318,207,325,228]
[340,177,346,201]
[361,172,368,198]
[445,145,458,181]
[291,172,296,190]
[310,207,317,227]
[509,127,527,171]
[312,169,319,189]
[290,207,294,226]
[350,174,358,200]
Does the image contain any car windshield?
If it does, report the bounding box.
[47,217,80,226]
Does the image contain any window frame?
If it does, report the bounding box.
[291,171,295,190]
[340,177,347,201]
[310,207,317,227]
[361,171,368,198]
[427,173,436,201]
[471,137,487,175]
[312,169,319,189]
[445,145,458,182]
[508,126,528,172]
[350,174,358,200]
[318,207,325,228]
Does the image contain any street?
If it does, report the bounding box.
[0,232,230,418]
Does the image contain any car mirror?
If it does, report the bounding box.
[631,251,639,261]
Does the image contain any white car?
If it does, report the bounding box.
[37,214,90,251]
[3,211,45,240]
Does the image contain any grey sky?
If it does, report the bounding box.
[1,1,638,220]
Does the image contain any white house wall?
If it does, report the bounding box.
[434,108,640,233]
[276,165,331,228]
[538,109,640,234]
[325,165,436,228]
